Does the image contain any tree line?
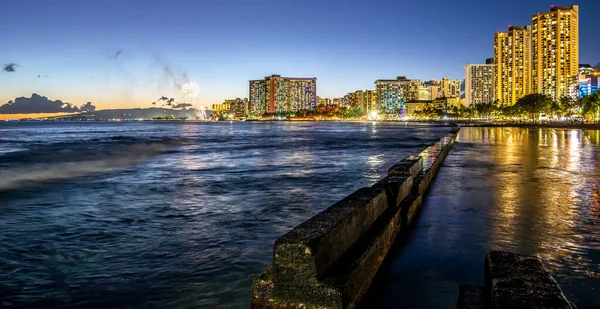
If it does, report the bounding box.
[414,93,600,122]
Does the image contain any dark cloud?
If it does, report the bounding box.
[79,102,96,113]
[157,96,169,101]
[167,98,175,104]
[3,63,18,72]
[173,103,193,109]
[152,102,157,105]
[0,94,96,114]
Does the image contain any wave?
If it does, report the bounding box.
[0,142,172,191]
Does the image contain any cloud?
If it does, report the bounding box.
[0,94,96,114]
[173,103,193,109]
[108,49,123,59]
[79,102,96,113]
[3,63,18,72]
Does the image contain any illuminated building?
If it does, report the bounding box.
[226,98,248,117]
[212,98,248,117]
[374,76,420,112]
[532,5,579,100]
[248,75,317,115]
[365,90,378,113]
[423,80,440,100]
[464,64,494,107]
[405,99,447,116]
[579,64,595,75]
[575,72,600,98]
[375,78,404,112]
[438,77,461,98]
[494,25,531,105]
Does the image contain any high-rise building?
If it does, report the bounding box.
[465,64,495,107]
[494,25,532,105]
[374,76,420,112]
[532,5,579,100]
[248,75,317,115]
[423,80,440,99]
[438,77,461,98]
[365,90,377,113]
[375,78,404,112]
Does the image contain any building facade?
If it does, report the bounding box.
[494,25,532,105]
[374,76,420,112]
[375,78,405,112]
[532,5,579,100]
[212,98,248,117]
[365,90,378,113]
[464,64,495,107]
[248,75,317,115]
[438,77,461,98]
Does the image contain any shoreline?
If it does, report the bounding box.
[3,118,600,130]
[453,122,600,130]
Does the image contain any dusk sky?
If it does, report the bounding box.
[1,0,599,111]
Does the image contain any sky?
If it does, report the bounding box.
[1,0,599,111]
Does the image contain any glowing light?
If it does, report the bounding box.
[179,81,199,101]
[369,111,378,120]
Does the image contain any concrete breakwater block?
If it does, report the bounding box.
[457,251,576,309]
[388,156,423,177]
[274,188,388,281]
[373,175,413,207]
[457,285,485,309]
[485,251,576,309]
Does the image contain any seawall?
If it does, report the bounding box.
[250,126,461,309]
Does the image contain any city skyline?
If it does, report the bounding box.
[1,0,599,114]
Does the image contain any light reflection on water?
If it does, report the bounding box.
[367,127,600,309]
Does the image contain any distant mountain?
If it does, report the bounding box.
[53,107,211,120]
[595,62,600,72]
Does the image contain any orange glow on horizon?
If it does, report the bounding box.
[0,113,77,120]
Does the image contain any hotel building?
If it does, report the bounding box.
[494,25,532,105]
[532,5,579,100]
[464,64,495,107]
[248,75,317,115]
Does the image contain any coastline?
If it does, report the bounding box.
[453,122,600,130]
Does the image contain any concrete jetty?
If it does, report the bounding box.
[251,126,460,309]
[457,251,576,309]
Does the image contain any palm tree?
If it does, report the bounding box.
[581,92,600,123]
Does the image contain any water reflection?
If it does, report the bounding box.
[367,127,600,309]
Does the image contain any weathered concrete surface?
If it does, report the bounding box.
[484,251,576,309]
[457,285,485,309]
[400,194,424,228]
[251,127,461,309]
[372,175,413,208]
[272,188,388,302]
[388,156,423,177]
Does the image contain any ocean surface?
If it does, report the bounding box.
[0,121,451,308]
[365,127,600,309]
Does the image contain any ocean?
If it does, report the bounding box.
[0,121,450,308]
